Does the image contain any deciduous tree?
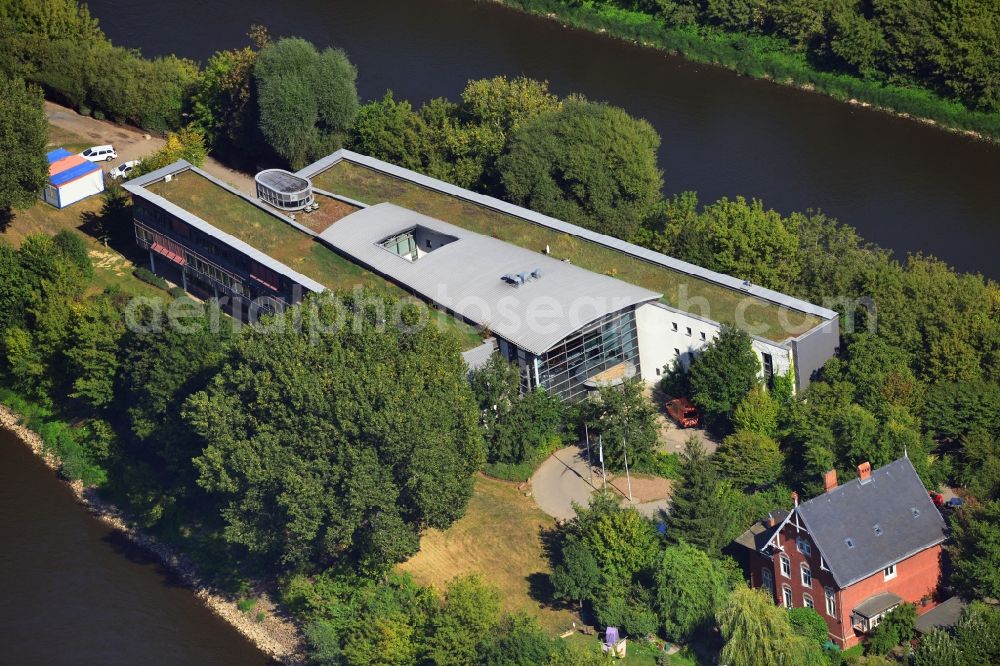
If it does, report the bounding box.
[0,77,47,211]
[688,324,760,433]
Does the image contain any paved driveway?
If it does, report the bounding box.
[530,446,671,521]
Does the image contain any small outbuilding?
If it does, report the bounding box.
[41,148,105,209]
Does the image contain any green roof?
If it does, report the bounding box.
[145,169,483,350]
[311,161,822,343]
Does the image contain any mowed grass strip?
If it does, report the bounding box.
[398,475,577,634]
[315,161,822,342]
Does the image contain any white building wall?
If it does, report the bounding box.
[635,302,793,387]
[56,171,104,208]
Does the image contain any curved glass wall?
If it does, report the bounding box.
[255,169,314,211]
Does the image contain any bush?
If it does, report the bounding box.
[168,286,187,299]
[133,267,169,290]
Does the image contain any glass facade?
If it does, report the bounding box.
[519,308,640,401]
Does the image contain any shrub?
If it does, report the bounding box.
[133,267,169,290]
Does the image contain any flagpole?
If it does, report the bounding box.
[622,435,633,503]
[584,423,593,487]
[599,435,607,491]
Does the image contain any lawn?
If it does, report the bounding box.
[145,170,483,350]
[398,475,578,634]
[314,161,823,343]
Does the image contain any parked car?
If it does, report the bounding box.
[81,145,117,162]
[666,397,700,428]
[109,160,141,180]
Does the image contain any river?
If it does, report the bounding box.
[0,429,274,665]
[88,0,1000,279]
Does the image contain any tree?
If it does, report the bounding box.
[191,40,260,150]
[655,541,734,641]
[787,607,828,646]
[580,377,660,470]
[717,587,821,666]
[714,430,783,489]
[424,575,502,666]
[350,91,434,173]
[688,324,760,433]
[0,77,47,211]
[913,628,960,666]
[131,126,209,178]
[954,601,1000,666]
[187,291,484,572]
[469,354,563,464]
[477,613,559,666]
[666,437,731,553]
[949,500,1000,600]
[865,603,916,655]
[732,385,779,437]
[64,292,125,410]
[254,37,358,169]
[499,98,663,240]
[549,537,601,610]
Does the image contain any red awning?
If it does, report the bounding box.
[151,242,187,266]
[249,272,278,291]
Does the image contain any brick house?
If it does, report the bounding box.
[734,457,947,649]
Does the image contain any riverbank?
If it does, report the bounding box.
[493,0,1000,143]
[0,405,305,665]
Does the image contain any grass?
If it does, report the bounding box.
[144,169,483,350]
[562,632,700,664]
[398,475,577,634]
[313,161,822,343]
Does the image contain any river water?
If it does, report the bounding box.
[0,429,274,665]
[88,0,1000,278]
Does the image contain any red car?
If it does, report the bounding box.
[666,398,700,428]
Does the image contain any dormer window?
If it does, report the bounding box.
[845,538,855,549]
[874,524,883,536]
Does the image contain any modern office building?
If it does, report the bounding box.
[124,150,840,400]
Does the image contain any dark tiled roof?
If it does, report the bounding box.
[734,510,789,551]
[796,457,947,588]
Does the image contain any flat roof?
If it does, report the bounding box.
[301,151,838,345]
[320,203,661,356]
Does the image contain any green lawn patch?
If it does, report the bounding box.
[313,161,822,343]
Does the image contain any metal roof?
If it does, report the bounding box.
[299,150,839,323]
[124,160,326,294]
[853,592,903,619]
[47,149,101,186]
[255,169,311,194]
[319,203,661,355]
[795,457,947,588]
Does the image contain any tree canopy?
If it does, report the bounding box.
[688,324,760,433]
[0,77,48,211]
[498,98,663,240]
[254,37,358,169]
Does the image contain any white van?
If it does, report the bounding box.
[81,145,117,162]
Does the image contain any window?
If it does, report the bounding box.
[825,588,837,617]
[762,568,774,592]
[780,554,791,578]
[655,367,661,376]
[884,564,897,581]
[700,331,707,341]
[782,585,793,609]
[762,352,774,380]
[803,594,814,609]
[672,322,678,332]
[796,536,812,556]
[685,327,692,337]
[674,348,680,356]
[801,565,812,588]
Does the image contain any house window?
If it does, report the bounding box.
[674,348,680,357]
[884,564,897,581]
[801,565,812,588]
[672,322,678,332]
[762,568,774,593]
[782,585,793,609]
[685,327,692,337]
[780,554,791,578]
[700,331,707,341]
[825,588,837,617]
[803,594,814,609]
[796,536,811,556]
[762,352,774,379]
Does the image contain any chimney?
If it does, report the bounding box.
[767,512,777,528]
[791,491,799,507]
[857,461,872,482]
[823,469,838,493]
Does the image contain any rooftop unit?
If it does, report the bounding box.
[255,169,314,211]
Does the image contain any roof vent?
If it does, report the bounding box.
[873,524,883,536]
[911,507,920,518]
[531,268,542,279]
[845,538,855,549]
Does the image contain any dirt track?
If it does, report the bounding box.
[45,102,256,194]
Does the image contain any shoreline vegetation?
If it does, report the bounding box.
[0,405,305,665]
[492,0,1000,143]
